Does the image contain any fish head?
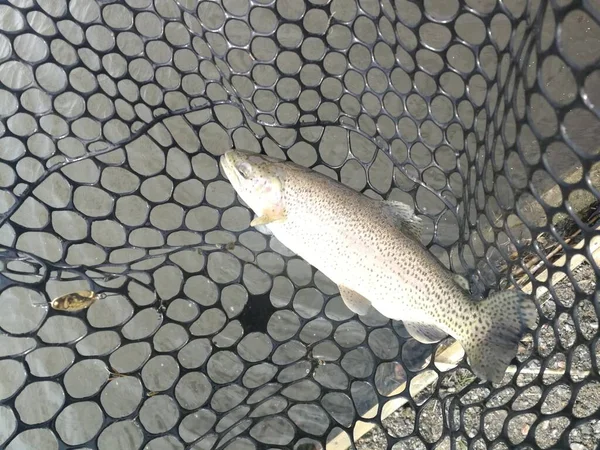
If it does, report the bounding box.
[220,149,289,217]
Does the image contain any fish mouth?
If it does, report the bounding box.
[219,150,237,181]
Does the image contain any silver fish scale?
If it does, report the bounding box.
[223,150,532,382]
[273,170,466,324]
[0,0,598,450]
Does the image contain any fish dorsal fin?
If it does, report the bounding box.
[452,274,471,293]
[403,321,447,344]
[338,285,372,316]
[381,200,423,241]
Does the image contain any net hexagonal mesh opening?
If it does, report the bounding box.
[0,0,599,449]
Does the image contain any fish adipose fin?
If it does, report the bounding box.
[461,290,537,383]
[338,285,371,315]
[404,321,447,344]
[381,200,423,241]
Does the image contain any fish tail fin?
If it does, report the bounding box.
[460,290,537,383]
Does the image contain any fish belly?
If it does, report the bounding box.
[268,213,444,325]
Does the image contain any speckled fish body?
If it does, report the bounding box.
[220,149,536,383]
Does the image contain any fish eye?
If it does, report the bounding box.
[237,162,252,179]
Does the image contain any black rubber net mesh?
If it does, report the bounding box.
[0,0,599,449]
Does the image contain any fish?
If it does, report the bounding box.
[220,149,537,383]
[50,290,105,312]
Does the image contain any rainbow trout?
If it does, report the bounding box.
[220,149,537,383]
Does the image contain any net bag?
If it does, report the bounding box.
[0,0,599,449]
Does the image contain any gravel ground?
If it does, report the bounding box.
[356,263,599,450]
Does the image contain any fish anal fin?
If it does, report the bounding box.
[381,200,423,241]
[452,274,471,293]
[403,321,447,344]
[338,285,371,316]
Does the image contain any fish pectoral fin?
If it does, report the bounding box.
[250,212,286,227]
[338,285,372,316]
[381,200,423,241]
[253,223,273,236]
[403,321,447,344]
